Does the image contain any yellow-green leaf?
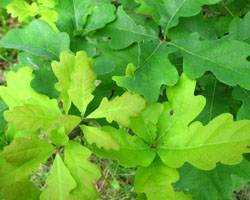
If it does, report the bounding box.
[40,154,77,200]
[88,92,146,127]
[81,125,120,151]
[6,0,38,22]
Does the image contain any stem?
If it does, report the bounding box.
[222,1,234,17]
[125,10,152,19]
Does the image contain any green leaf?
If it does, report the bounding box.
[156,73,206,141]
[130,103,164,144]
[38,5,59,32]
[51,51,78,113]
[153,74,250,170]
[52,51,97,114]
[175,192,192,200]
[55,0,91,36]
[0,20,70,60]
[49,126,69,146]
[80,125,120,150]
[83,4,116,34]
[88,91,146,127]
[52,115,81,135]
[169,33,250,90]
[0,137,54,200]
[4,103,61,132]
[5,123,31,141]
[134,156,179,200]
[40,154,77,200]
[68,52,97,114]
[0,67,61,116]
[0,0,13,7]
[174,159,250,200]
[6,0,38,22]
[38,0,56,8]
[113,40,179,103]
[89,126,156,167]
[64,141,101,200]
[158,111,250,170]
[0,98,8,130]
[229,11,250,42]
[233,86,250,120]
[142,0,221,34]
[167,12,218,40]
[195,74,233,125]
[96,6,158,50]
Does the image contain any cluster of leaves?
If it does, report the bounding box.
[0,0,250,199]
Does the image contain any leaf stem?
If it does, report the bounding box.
[125,10,152,19]
[221,1,234,17]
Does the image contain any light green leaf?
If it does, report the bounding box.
[38,5,59,32]
[4,103,61,132]
[113,40,179,103]
[175,192,192,200]
[130,103,164,144]
[49,126,69,146]
[153,74,250,170]
[83,4,116,34]
[80,125,120,151]
[96,6,158,49]
[158,113,250,170]
[233,86,250,120]
[134,156,179,200]
[169,33,250,90]
[64,141,101,200]
[143,0,221,34]
[55,0,91,36]
[90,126,156,167]
[156,73,206,142]
[40,154,77,200]
[0,67,61,115]
[174,159,250,200]
[52,51,96,114]
[0,137,54,200]
[0,20,70,60]
[52,51,78,113]
[52,115,81,135]
[229,11,250,42]
[6,0,38,22]
[68,51,97,114]
[6,123,32,141]
[88,91,146,127]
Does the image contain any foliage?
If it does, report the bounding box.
[0,0,250,199]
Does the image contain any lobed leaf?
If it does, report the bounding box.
[0,20,70,60]
[80,125,120,151]
[40,154,77,200]
[88,91,146,127]
[96,6,158,50]
[169,33,250,90]
[142,0,221,34]
[64,141,101,200]
[134,156,179,200]
[113,40,179,103]
[6,0,38,22]
[52,51,97,114]
[0,137,54,200]
[89,126,156,167]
